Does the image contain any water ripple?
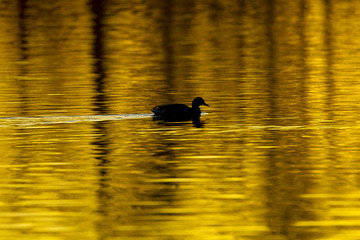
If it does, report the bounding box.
[0,114,153,127]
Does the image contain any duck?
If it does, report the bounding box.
[152,97,210,121]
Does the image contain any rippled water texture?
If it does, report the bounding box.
[1,1,360,239]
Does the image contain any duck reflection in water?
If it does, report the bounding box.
[152,97,210,126]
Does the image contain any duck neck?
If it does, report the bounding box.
[192,105,201,116]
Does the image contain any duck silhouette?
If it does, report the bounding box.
[152,97,210,122]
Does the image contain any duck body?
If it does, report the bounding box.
[152,97,209,122]
[153,104,193,121]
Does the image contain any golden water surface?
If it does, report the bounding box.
[0,0,360,239]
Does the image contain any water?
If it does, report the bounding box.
[1,0,360,239]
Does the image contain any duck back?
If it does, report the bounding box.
[152,104,192,121]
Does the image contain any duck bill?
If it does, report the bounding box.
[204,103,210,107]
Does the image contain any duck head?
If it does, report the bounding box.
[192,97,210,107]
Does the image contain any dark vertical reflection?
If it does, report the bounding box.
[266,0,277,123]
[90,1,110,239]
[91,0,107,114]
[17,0,29,116]
[324,0,334,121]
[175,1,196,96]
[18,0,28,61]
[265,0,280,235]
[323,0,338,202]
[292,1,316,239]
[161,0,196,102]
[264,1,315,238]
[162,0,174,102]
[299,0,308,123]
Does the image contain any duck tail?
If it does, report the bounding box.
[152,106,160,114]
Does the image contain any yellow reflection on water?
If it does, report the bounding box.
[1,0,360,240]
